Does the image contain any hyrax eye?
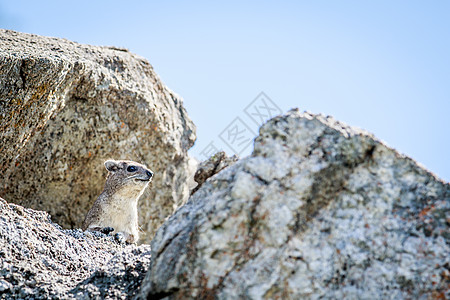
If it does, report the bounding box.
[127,166,137,172]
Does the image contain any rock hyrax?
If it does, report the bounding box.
[82,159,154,243]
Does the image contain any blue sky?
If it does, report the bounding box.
[1,1,449,181]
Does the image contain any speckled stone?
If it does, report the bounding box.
[0,197,151,299]
[0,29,196,242]
[139,110,449,299]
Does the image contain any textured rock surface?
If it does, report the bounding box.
[0,197,151,299]
[139,110,449,299]
[191,151,238,194]
[69,245,151,299]
[0,29,196,242]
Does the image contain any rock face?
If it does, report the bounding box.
[0,29,196,242]
[0,197,151,299]
[140,110,449,299]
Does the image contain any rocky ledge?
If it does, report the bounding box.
[0,197,151,299]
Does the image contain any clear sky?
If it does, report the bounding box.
[1,1,449,182]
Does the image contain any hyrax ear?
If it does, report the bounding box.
[104,160,119,172]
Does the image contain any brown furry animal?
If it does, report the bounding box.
[82,159,153,243]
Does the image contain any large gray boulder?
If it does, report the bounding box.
[139,110,449,299]
[0,197,151,299]
[0,29,196,242]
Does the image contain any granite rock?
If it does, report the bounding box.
[69,245,151,299]
[139,110,449,299]
[0,29,196,242]
[0,197,151,299]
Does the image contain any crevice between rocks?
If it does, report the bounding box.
[145,289,179,300]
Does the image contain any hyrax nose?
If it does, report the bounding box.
[146,170,154,178]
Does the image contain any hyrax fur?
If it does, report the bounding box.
[82,159,153,244]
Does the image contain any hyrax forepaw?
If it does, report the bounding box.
[101,227,115,235]
[114,232,136,244]
[114,232,127,244]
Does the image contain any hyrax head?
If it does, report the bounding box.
[103,159,154,195]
